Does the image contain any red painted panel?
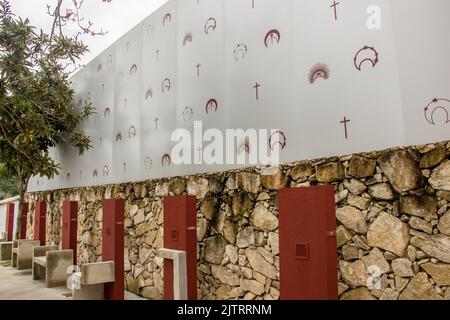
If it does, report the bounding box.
[62,201,78,265]
[34,201,46,245]
[102,199,124,300]
[20,203,28,240]
[279,186,338,300]
[163,196,197,300]
[5,203,14,241]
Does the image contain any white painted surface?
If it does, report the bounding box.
[0,201,19,239]
[28,0,450,192]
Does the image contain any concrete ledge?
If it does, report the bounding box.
[33,256,47,267]
[12,240,40,270]
[80,261,115,285]
[72,261,115,300]
[32,247,73,288]
[45,250,73,288]
[157,248,187,300]
[32,245,58,282]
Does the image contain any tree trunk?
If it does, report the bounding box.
[14,176,28,240]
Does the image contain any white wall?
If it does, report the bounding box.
[28,0,450,192]
[0,204,6,235]
[0,201,19,239]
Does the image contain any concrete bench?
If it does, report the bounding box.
[0,232,6,242]
[12,240,41,270]
[0,242,13,261]
[32,246,73,288]
[72,261,115,300]
[157,248,187,300]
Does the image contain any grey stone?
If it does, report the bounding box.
[141,286,162,300]
[400,195,437,221]
[225,173,238,190]
[348,156,377,179]
[437,190,450,201]
[237,172,261,194]
[340,287,376,300]
[126,273,138,294]
[336,206,367,234]
[204,236,227,264]
[236,226,256,248]
[392,258,414,277]
[368,183,395,201]
[429,161,450,191]
[399,272,443,300]
[378,150,423,193]
[437,210,450,236]
[421,262,450,286]
[336,225,353,248]
[361,248,390,274]
[409,217,433,234]
[268,232,279,256]
[379,288,400,300]
[339,260,368,287]
[367,212,410,256]
[419,146,448,169]
[245,248,278,280]
[342,244,360,261]
[343,179,367,196]
[133,210,145,225]
[240,279,265,296]
[211,265,240,286]
[200,197,219,220]
[232,193,254,217]
[347,194,371,210]
[251,204,278,232]
[410,234,450,263]
[289,162,314,181]
[139,247,152,265]
[129,204,139,217]
[223,220,237,245]
[256,192,271,201]
[335,189,349,204]
[197,218,208,242]
[395,276,409,292]
[260,167,289,190]
[338,282,349,296]
[225,245,238,264]
[316,162,345,182]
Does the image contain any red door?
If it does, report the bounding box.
[163,196,197,300]
[279,186,338,300]
[102,199,124,300]
[62,201,78,265]
[5,203,14,241]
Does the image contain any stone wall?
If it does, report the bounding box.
[25,140,450,300]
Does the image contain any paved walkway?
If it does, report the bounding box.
[0,265,145,300]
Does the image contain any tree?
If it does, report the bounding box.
[0,163,17,199]
[0,0,94,239]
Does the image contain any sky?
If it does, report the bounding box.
[10,0,168,66]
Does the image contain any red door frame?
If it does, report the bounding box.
[34,201,46,245]
[163,195,197,300]
[102,199,124,300]
[5,203,14,241]
[20,203,28,239]
[62,201,78,265]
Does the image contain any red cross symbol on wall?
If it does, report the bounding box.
[340,116,350,139]
[330,1,340,20]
